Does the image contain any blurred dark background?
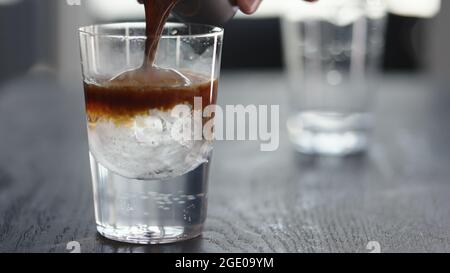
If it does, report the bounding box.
[223,14,433,72]
[0,0,448,85]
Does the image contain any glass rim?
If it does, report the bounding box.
[79,22,224,39]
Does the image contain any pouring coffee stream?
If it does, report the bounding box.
[113,0,190,88]
[137,0,179,67]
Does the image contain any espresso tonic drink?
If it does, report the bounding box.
[79,21,223,244]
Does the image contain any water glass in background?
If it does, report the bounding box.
[282,0,387,155]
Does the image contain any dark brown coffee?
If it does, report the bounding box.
[84,74,218,124]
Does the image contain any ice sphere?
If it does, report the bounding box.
[87,107,212,180]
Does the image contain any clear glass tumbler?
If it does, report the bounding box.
[282,0,387,155]
[79,23,223,244]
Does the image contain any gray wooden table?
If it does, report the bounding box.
[0,71,449,253]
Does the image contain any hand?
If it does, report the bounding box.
[237,0,262,15]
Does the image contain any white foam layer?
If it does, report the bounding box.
[88,107,212,180]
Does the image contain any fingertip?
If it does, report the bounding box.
[238,0,262,15]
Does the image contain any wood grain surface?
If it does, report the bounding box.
[0,71,449,253]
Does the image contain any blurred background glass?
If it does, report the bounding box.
[283,0,387,155]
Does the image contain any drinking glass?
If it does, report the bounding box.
[282,0,387,155]
[79,23,223,244]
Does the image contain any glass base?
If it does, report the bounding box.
[97,224,203,244]
[287,111,372,156]
[90,153,210,245]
